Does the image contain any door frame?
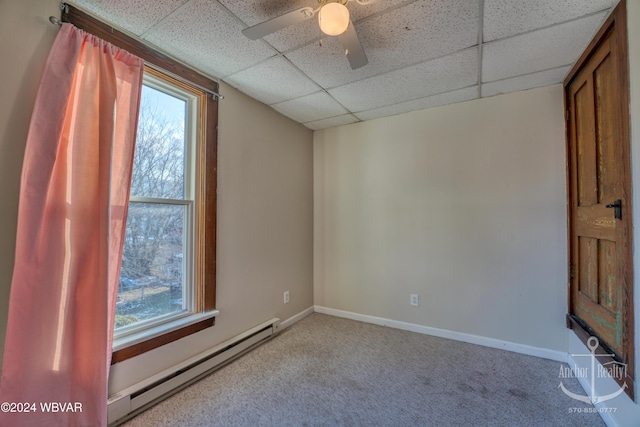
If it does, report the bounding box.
[564,0,635,399]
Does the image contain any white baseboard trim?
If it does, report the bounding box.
[280,306,314,330]
[314,305,568,363]
[567,333,640,427]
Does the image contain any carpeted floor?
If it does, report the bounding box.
[121,313,605,426]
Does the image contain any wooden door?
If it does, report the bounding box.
[565,0,633,395]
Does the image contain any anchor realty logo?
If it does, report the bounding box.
[559,336,627,405]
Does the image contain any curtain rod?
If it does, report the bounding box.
[48,16,223,100]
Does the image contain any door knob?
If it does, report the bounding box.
[605,199,622,220]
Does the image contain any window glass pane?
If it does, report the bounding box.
[131,85,186,199]
[116,202,186,329]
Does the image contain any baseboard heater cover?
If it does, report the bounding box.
[107,318,281,426]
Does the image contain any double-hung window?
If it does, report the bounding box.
[110,64,218,362]
[59,5,221,363]
[113,67,208,347]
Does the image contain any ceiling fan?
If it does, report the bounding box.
[241,0,373,70]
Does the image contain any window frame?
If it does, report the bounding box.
[62,4,218,364]
[114,69,200,343]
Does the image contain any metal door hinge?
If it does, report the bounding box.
[569,263,575,279]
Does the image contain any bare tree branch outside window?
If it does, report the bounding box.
[116,85,188,328]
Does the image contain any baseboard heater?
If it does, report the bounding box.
[107,318,281,426]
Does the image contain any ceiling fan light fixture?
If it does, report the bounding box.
[319,3,350,36]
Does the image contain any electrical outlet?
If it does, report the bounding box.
[284,291,290,304]
[410,294,419,306]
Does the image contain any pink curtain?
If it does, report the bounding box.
[0,24,143,426]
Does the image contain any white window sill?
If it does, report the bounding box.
[112,310,220,353]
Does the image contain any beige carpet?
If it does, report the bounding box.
[121,313,605,426]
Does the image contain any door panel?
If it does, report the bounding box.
[574,79,596,207]
[577,237,598,302]
[598,239,617,313]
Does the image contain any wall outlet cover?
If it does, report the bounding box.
[410,294,419,306]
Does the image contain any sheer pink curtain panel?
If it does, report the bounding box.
[0,23,143,427]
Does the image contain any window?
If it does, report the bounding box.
[61,5,220,363]
[111,66,218,360]
[113,68,207,343]
[110,66,218,362]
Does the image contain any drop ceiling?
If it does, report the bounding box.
[67,0,618,130]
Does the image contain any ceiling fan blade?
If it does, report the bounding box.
[242,7,315,40]
[338,20,368,70]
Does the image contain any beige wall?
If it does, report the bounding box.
[109,82,313,393]
[0,0,62,368]
[0,1,314,394]
[314,85,569,352]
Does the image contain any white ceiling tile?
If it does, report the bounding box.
[355,86,478,121]
[285,36,372,88]
[218,0,311,26]
[225,57,320,106]
[329,47,478,112]
[286,0,479,88]
[69,0,190,35]
[271,92,349,123]
[482,12,606,82]
[358,0,479,58]
[262,23,318,53]
[344,0,413,21]
[218,0,319,52]
[142,0,276,78]
[481,66,570,98]
[484,0,616,42]
[304,114,360,131]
